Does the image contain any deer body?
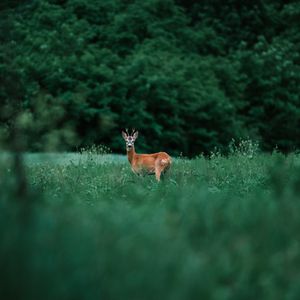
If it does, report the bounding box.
[122,130,171,181]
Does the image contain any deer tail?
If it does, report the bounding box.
[160,157,172,166]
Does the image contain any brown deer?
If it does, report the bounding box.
[122,129,172,181]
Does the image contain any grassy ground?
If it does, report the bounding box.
[1,145,300,300]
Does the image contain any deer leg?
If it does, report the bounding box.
[155,166,162,181]
[131,168,140,176]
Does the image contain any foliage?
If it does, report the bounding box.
[238,36,300,151]
[0,0,299,155]
[1,150,300,299]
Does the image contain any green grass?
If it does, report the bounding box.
[1,147,300,300]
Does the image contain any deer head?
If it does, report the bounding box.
[122,129,139,151]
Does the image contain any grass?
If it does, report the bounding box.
[1,144,300,300]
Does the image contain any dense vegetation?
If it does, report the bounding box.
[1,145,300,299]
[1,0,300,156]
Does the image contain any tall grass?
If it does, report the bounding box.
[1,145,300,300]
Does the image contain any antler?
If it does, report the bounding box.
[124,128,137,136]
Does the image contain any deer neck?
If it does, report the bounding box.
[127,147,136,164]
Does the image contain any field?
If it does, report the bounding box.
[1,144,300,300]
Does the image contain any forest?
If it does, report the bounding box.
[1,0,300,156]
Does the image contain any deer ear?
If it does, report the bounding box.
[122,131,127,140]
[133,131,139,140]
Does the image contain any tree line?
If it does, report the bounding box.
[0,0,299,156]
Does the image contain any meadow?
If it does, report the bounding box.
[1,142,300,300]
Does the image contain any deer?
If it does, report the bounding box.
[122,129,172,181]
